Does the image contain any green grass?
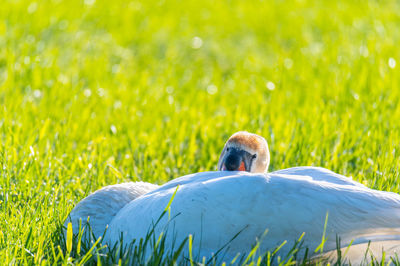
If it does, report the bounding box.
[1,0,400,264]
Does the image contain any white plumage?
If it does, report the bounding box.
[103,170,400,262]
[65,181,158,238]
[66,168,400,263]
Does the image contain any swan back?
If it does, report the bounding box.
[273,166,366,187]
[105,172,400,260]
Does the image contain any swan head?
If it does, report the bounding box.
[217,131,270,173]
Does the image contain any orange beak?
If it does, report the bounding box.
[238,161,246,171]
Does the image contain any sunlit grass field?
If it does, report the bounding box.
[1,0,400,264]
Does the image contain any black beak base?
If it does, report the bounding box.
[224,152,242,171]
[222,148,254,172]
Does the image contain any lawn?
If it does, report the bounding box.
[1,0,400,264]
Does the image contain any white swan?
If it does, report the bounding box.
[65,131,400,263]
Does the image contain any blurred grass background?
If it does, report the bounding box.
[1,0,400,263]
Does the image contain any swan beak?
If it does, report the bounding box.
[221,148,253,172]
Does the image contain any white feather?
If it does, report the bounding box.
[273,166,365,187]
[103,171,400,262]
[64,181,158,238]
[65,168,400,263]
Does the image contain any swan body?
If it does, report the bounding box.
[103,171,400,262]
[64,167,362,242]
